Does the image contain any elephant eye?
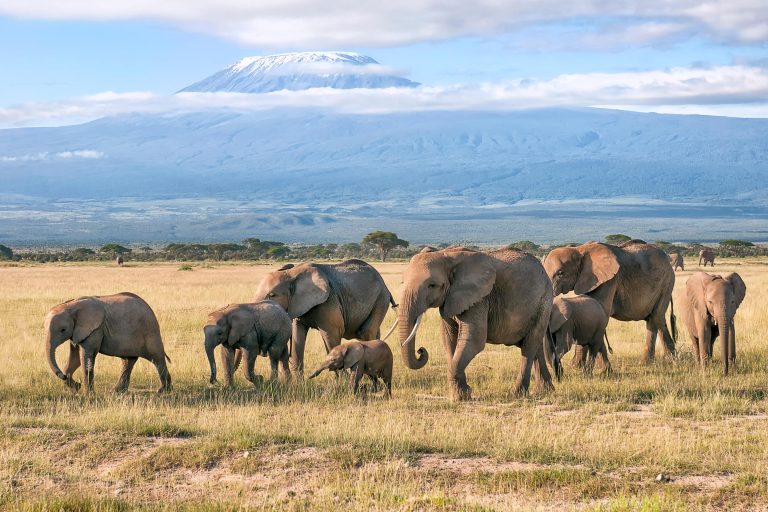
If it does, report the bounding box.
[268,292,276,298]
[60,328,66,332]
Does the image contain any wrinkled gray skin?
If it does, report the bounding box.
[308,339,393,397]
[399,247,554,401]
[203,301,292,386]
[679,272,746,375]
[544,241,676,363]
[254,260,395,377]
[669,252,684,271]
[549,295,611,374]
[699,249,716,267]
[44,292,171,393]
[116,255,124,266]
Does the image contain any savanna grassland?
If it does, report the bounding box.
[1,259,768,511]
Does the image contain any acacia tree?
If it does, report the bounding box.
[362,231,409,262]
[605,234,631,245]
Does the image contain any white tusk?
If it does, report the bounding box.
[381,318,399,341]
[401,314,423,347]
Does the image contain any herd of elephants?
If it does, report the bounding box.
[44,241,745,401]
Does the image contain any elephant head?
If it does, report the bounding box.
[543,243,620,296]
[203,305,257,384]
[307,342,365,378]
[254,263,330,319]
[693,272,746,373]
[398,250,496,370]
[44,298,105,382]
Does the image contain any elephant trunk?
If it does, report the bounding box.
[398,294,428,370]
[308,361,331,379]
[715,310,730,375]
[204,328,218,384]
[45,331,67,381]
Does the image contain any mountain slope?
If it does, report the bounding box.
[179,51,419,93]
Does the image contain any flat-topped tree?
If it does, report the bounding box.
[605,234,631,246]
[100,244,131,255]
[363,231,409,262]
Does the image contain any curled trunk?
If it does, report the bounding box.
[46,332,67,381]
[398,300,428,370]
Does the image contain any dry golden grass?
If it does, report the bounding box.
[1,258,767,511]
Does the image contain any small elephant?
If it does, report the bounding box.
[116,255,124,266]
[669,252,684,271]
[308,339,393,397]
[698,248,716,267]
[44,292,171,393]
[204,300,292,386]
[548,295,612,374]
[679,272,746,375]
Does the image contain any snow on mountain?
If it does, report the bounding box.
[178,51,419,93]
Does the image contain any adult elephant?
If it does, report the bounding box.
[543,241,676,363]
[254,259,395,377]
[699,248,716,267]
[398,247,556,401]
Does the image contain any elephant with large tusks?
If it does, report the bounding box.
[679,272,746,375]
[44,292,171,393]
[398,247,557,401]
[254,259,396,377]
[543,240,676,363]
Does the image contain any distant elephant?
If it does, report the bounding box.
[254,259,395,377]
[549,295,612,374]
[398,247,556,400]
[204,301,292,386]
[543,241,676,363]
[679,272,746,375]
[669,252,684,271]
[308,339,393,397]
[44,292,171,393]
[116,255,124,266]
[699,248,716,267]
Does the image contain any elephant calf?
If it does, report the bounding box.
[308,339,393,397]
[679,271,746,375]
[45,292,171,393]
[204,300,292,386]
[549,295,612,374]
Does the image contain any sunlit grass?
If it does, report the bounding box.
[0,258,767,510]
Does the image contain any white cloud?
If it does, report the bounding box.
[0,1,765,47]
[0,65,766,127]
[0,150,106,161]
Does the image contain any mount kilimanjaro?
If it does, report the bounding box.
[0,52,766,244]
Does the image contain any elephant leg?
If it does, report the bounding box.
[729,322,736,365]
[150,355,172,393]
[79,347,97,393]
[289,320,309,378]
[64,343,82,391]
[691,335,700,362]
[697,325,710,369]
[349,364,364,395]
[643,320,659,363]
[584,343,598,375]
[532,349,554,392]
[441,317,459,359]
[596,337,612,375]
[368,374,380,392]
[279,349,291,382]
[114,357,138,392]
[221,346,236,388]
[571,345,588,368]
[241,348,261,385]
[268,354,279,382]
[450,307,488,401]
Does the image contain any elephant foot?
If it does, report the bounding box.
[450,383,472,402]
[113,385,129,394]
[156,384,172,394]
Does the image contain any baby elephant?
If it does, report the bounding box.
[44,292,171,393]
[204,300,292,386]
[308,339,393,397]
[549,295,612,374]
[680,271,746,375]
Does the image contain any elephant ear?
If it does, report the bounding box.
[549,300,569,334]
[342,343,365,369]
[725,273,746,308]
[574,245,620,295]
[287,266,330,318]
[443,252,496,318]
[72,298,106,344]
[227,308,256,347]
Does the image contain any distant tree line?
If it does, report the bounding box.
[1,234,766,263]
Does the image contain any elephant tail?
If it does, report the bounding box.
[603,332,613,354]
[670,297,678,343]
[164,353,171,363]
[390,295,398,309]
[547,327,562,381]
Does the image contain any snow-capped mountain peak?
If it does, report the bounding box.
[179,51,419,93]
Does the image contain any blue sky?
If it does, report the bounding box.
[0,2,766,125]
